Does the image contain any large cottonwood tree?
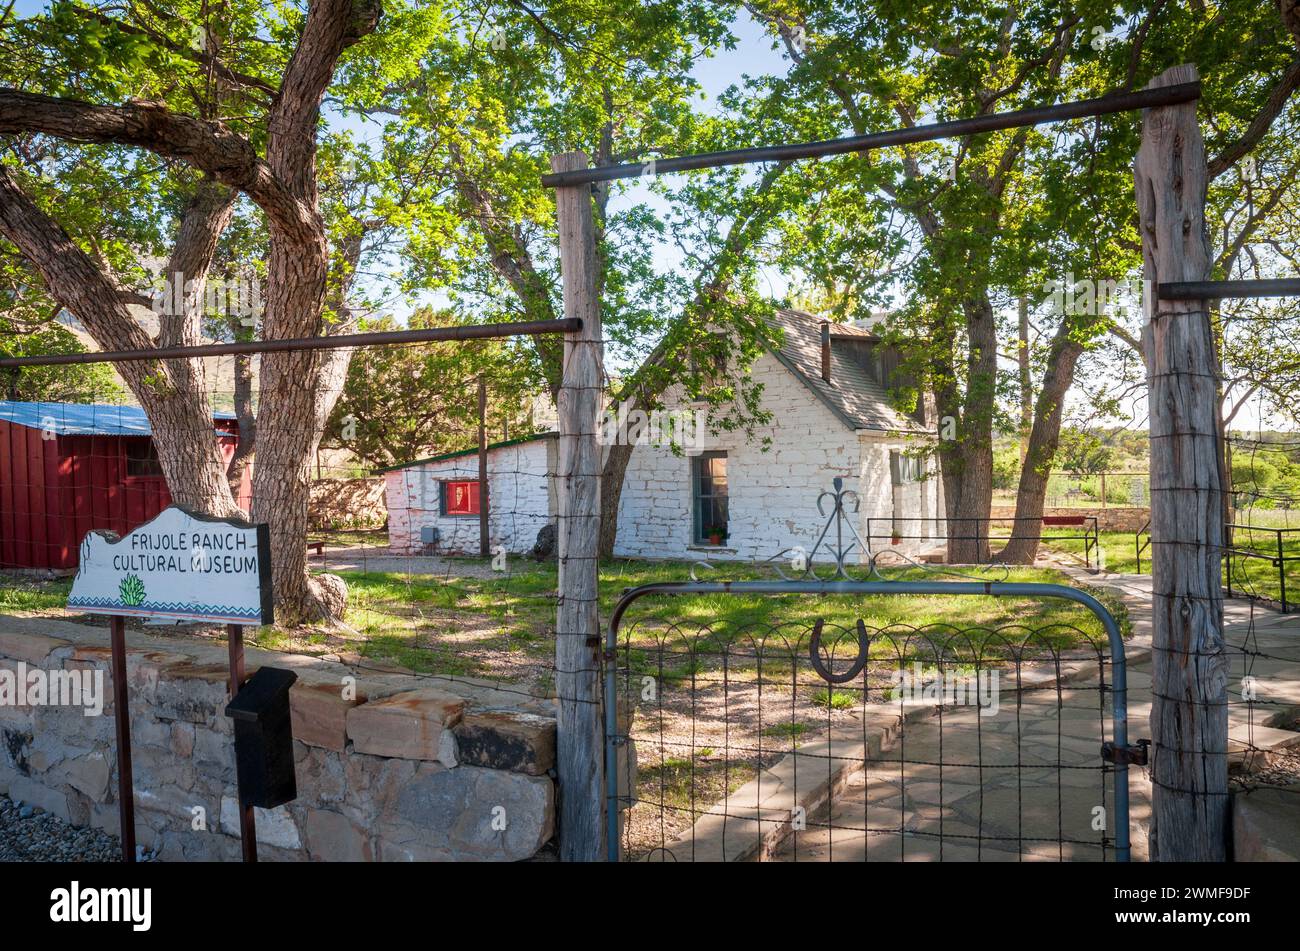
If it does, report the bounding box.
[743,0,1300,563]
[0,0,381,621]
[355,0,797,555]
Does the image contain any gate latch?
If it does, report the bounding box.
[1101,738,1150,766]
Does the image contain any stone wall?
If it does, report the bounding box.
[989,505,1150,534]
[0,616,556,861]
[309,477,387,531]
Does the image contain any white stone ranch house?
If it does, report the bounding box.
[381,310,941,563]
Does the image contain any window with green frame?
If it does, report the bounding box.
[692,451,729,544]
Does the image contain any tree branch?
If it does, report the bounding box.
[1206,57,1300,179]
[71,7,277,97]
[0,164,157,382]
[0,89,315,240]
[268,0,381,198]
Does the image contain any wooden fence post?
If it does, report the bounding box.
[552,150,605,861]
[478,375,489,559]
[1136,63,1229,861]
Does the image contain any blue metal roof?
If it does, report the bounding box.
[0,401,235,437]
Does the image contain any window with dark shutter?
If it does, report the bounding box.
[124,439,164,478]
[890,450,922,485]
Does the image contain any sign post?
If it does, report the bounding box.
[226,623,257,862]
[108,616,134,862]
[67,506,273,863]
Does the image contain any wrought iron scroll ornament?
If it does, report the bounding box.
[688,478,1011,583]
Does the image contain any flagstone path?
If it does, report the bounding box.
[756,572,1300,861]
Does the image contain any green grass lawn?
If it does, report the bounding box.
[320,558,1130,680]
[307,528,389,548]
[0,555,1133,682]
[1042,530,1143,574]
[0,575,72,613]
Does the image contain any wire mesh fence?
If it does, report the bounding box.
[0,365,569,708]
[3,368,1298,862]
[609,610,1123,862]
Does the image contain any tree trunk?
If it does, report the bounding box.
[0,0,381,625]
[226,350,256,505]
[1137,63,1228,862]
[1018,297,1032,463]
[242,0,378,625]
[940,294,998,563]
[997,319,1086,564]
[598,442,634,558]
[0,167,239,519]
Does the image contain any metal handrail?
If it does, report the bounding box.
[1137,520,1293,613]
[864,515,1101,570]
[1134,519,1151,574]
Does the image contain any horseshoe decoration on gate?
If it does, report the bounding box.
[808,616,870,684]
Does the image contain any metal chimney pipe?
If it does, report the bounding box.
[820,321,831,382]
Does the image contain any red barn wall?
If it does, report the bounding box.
[0,420,253,570]
[0,418,61,570]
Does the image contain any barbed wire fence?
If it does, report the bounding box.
[1215,434,1298,612]
[0,343,581,702]
[0,310,613,862]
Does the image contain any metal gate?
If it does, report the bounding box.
[602,483,1137,862]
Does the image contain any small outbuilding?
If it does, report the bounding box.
[378,311,943,564]
[378,433,557,556]
[0,401,251,570]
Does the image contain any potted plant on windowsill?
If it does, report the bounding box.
[705,525,728,547]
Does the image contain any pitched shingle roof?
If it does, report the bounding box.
[765,310,931,435]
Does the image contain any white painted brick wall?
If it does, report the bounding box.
[857,434,941,560]
[384,437,555,555]
[612,353,940,563]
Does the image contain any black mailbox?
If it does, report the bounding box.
[224,666,299,809]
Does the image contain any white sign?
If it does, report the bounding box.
[67,506,273,626]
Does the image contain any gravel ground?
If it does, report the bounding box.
[1231,747,1300,790]
[0,794,121,862]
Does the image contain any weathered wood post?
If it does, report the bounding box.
[108,616,136,863]
[478,374,489,559]
[1135,63,1229,861]
[551,150,605,861]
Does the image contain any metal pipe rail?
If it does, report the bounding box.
[0,317,583,368]
[1136,521,1295,613]
[1224,524,1298,613]
[603,578,1133,863]
[1157,279,1300,300]
[542,82,1201,188]
[863,515,1101,569]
